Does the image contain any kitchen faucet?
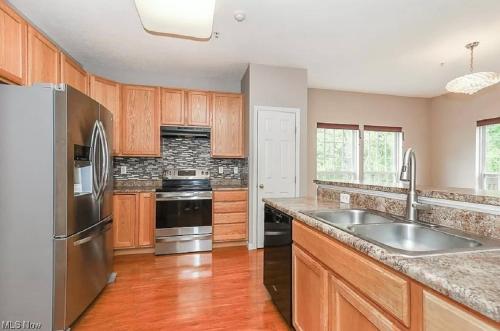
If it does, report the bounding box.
[400,148,429,221]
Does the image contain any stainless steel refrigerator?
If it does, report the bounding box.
[0,84,114,331]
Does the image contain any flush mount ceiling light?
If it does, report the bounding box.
[134,0,216,40]
[446,42,500,95]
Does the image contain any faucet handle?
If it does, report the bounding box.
[412,202,431,211]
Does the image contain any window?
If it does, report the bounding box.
[316,123,359,181]
[316,123,403,184]
[363,126,403,184]
[477,117,500,190]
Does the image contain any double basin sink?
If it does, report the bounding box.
[301,209,500,256]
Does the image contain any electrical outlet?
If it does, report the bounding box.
[120,166,127,175]
[218,166,224,174]
[340,193,350,204]
[234,167,239,174]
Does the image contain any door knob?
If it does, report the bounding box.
[259,184,264,189]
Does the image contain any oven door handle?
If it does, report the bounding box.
[156,196,213,201]
[156,234,212,242]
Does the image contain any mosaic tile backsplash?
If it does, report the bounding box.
[113,137,248,181]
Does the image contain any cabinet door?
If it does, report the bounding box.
[186,90,210,126]
[161,88,185,125]
[90,75,121,154]
[423,291,497,331]
[113,194,137,249]
[211,93,244,158]
[27,26,59,85]
[137,192,155,248]
[0,1,26,84]
[293,245,328,331]
[329,275,401,331]
[60,53,89,94]
[121,85,160,156]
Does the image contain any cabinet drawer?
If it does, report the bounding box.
[423,291,497,331]
[213,223,247,242]
[293,221,410,327]
[213,212,247,225]
[213,190,247,202]
[213,201,247,213]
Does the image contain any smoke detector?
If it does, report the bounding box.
[234,11,246,22]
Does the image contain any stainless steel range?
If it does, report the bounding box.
[155,169,213,255]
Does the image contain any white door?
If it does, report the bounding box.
[257,109,298,247]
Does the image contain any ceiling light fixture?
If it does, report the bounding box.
[134,0,216,40]
[446,42,500,95]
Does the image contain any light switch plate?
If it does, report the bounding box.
[120,166,127,175]
[218,166,224,174]
[340,193,350,204]
[234,167,239,174]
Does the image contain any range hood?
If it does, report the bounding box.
[161,126,211,138]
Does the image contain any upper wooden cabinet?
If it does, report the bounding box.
[0,1,26,84]
[160,88,185,126]
[27,26,59,85]
[90,75,121,154]
[211,93,244,158]
[121,84,160,156]
[60,53,88,94]
[186,90,211,126]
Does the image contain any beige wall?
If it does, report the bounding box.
[429,84,500,188]
[307,88,432,195]
[242,63,308,248]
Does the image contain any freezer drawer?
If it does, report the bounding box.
[53,218,113,330]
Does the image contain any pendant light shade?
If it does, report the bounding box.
[446,42,500,95]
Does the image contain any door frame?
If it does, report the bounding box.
[249,105,301,249]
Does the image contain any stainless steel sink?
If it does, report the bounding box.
[301,209,396,228]
[300,208,500,256]
[346,223,485,255]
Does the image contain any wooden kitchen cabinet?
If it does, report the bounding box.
[137,192,155,248]
[121,84,160,156]
[186,90,211,126]
[113,194,137,249]
[329,275,401,331]
[292,245,328,331]
[90,75,121,154]
[213,190,248,244]
[60,52,88,94]
[113,193,155,250]
[160,88,185,125]
[27,25,59,85]
[211,93,244,158]
[0,0,26,84]
[423,291,496,331]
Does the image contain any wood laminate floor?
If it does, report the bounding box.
[73,247,290,331]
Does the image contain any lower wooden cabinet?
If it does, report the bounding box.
[113,192,155,250]
[292,222,500,331]
[292,245,328,331]
[212,190,248,243]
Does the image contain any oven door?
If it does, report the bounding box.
[155,194,213,237]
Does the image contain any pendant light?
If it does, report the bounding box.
[446,42,499,95]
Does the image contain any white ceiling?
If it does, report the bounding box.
[8,0,500,97]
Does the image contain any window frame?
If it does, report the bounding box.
[360,126,403,184]
[316,123,360,182]
[476,117,500,190]
[316,122,404,184]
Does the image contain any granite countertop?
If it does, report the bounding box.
[211,185,248,191]
[314,180,500,206]
[113,180,161,193]
[263,196,500,322]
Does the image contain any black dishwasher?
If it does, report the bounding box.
[263,204,293,327]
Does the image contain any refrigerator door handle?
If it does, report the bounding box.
[89,121,100,199]
[96,121,109,200]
